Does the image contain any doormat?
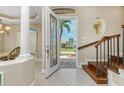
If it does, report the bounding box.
[60,58,76,68]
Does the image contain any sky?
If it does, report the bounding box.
[61,19,77,43]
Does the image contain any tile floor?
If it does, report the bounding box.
[60,58,76,68]
[34,62,106,86]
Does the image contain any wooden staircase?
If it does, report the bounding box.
[79,33,124,84]
[83,62,108,84]
[82,56,123,84]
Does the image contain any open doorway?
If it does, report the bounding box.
[59,17,78,68]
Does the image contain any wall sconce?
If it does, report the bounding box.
[0,19,11,35]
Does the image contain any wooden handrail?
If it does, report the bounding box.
[78,40,99,50]
[95,36,108,47]
[95,34,120,47]
[108,34,120,39]
[78,34,120,49]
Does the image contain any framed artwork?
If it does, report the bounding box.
[50,14,57,68]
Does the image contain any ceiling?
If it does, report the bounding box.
[50,6,78,12]
[0,6,77,24]
[0,6,42,24]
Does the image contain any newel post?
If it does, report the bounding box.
[122,25,124,65]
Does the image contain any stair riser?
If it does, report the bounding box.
[88,63,107,73]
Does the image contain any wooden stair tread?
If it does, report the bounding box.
[88,62,108,73]
[104,65,118,73]
[83,65,108,84]
[89,61,119,74]
[84,65,107,79]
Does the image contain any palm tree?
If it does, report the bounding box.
[69,38,74,44]
[68,38,76,48]
[60,20,71,38]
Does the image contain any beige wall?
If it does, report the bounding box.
[0,34,5,52]
[0,24,42,59]
[4,25,20,52]
[77,7,124,63]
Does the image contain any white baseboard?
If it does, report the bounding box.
[30,79,36,86]
[79,60,88,65]
[85,59,96,62]
[77,61,87,68]
[77,65,82,68]
[85,58,108,62]
[79,59,100,67]
[78,58,102,67]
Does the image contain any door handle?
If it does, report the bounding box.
[47,49,49,54]
[46,45,50,59]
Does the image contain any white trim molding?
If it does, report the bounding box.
[30,80,36,86]
[0,72,4,86]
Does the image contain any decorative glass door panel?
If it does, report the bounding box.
[50,14,57,68]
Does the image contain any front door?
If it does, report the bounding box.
[43,7,60,78]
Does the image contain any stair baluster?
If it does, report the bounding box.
[96,47,98,77]
[100,43,104,76]
[104,41,105,65]
[107,38,110,68]
[110,38,112,66]
[113,37,116,67]
[100,43,102,68]
[117,36,120,66]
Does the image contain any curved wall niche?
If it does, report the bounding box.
[93,17,106,36]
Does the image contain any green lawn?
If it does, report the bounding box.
[60,48,76,58]
[61,48,75,52]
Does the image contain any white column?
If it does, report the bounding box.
[20,6,30,56]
